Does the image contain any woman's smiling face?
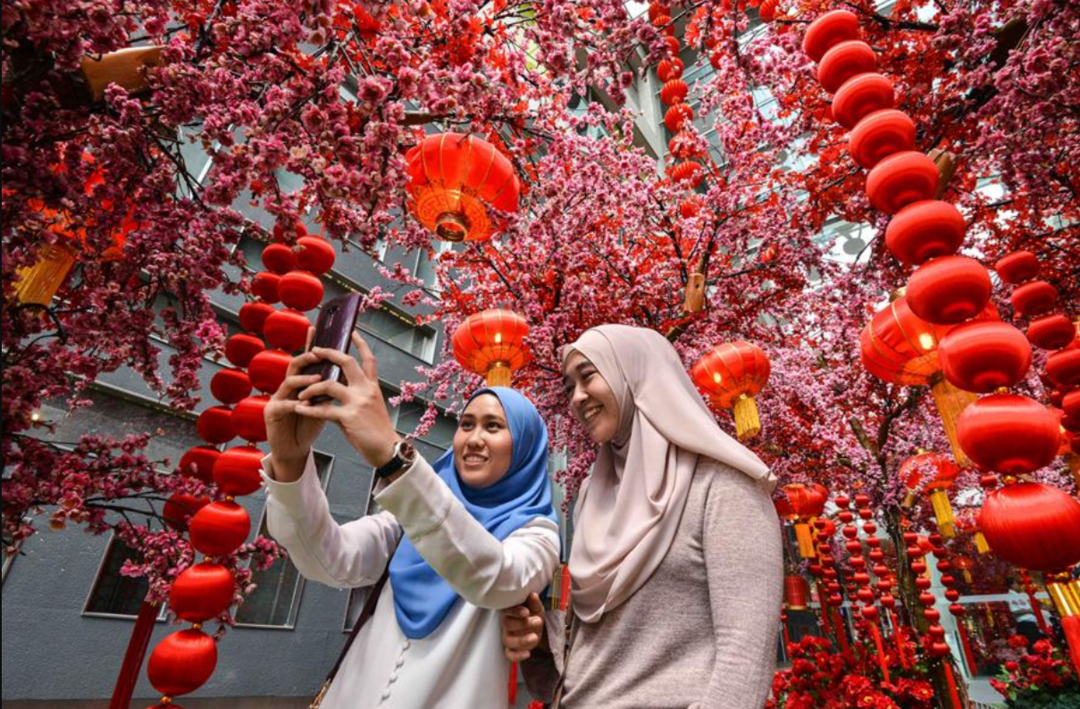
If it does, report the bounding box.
[453,394,514,489]
[563,351,620,444]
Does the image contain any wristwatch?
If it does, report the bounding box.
[374,439,417,479]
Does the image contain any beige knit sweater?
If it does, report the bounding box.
[523,459,783,709]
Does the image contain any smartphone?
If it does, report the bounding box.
[300,293,363,403]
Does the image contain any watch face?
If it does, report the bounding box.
[400,441,417,462]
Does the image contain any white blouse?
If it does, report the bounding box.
[261,453,560,709]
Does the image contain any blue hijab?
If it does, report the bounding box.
[388,387,557,638]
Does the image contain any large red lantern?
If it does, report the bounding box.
[780,483,828,558]
[162,493,210,531]
[691,341,771,441]
[224,333,265,368]
[190,501,251,557]
[1028,314,1077,351]
[169,563,236,623]
[995,251,1039,285]
[861,296,996,465]
[899,452,960,538]
[939,320,1032,393]
[147,629,217,697]
[660,79,688,105]
[247,349,292,394]
[278,270,324,312]
[404,133,521,242]
[884,200,965,266]
[239,301,275,335]
[1011,281,1058,317]
[668,161,704,188]
[260,243,296,275]
[213,445,265,497]
[232,395,270,442]
[848,109,915,169]
[657,58,684,82]
[1047,348,1080,387]
[906,256,992,325]
[251,271,281,303]
[865,151,939,214]
[263,308,310,352]
[817,41,877,94]
[295,235,336,275]
[832,73,894,129]
[452,310,530,387]
[957,394,1060,474]
[784,575,811,610]
[178,446,221,485]
[196,406,234,445]
[979,482,1080,572]
[209,368,252,405]
[803,10,860,63]
[664,103,694,132]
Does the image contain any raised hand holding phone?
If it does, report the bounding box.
[264,326,327,482]
[296,332,401,469]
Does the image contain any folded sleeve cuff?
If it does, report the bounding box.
[261,451,324,518]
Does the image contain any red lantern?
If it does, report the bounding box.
[209,368,252,405]
[169,564,235,623]
[865,151,939,214]
[900,451,960,537]
[224,333,265,368]
[196,406,234,445]
[939,321,1032,393]
[784,575,811,610]
[906,256,993,325]
[859,296,948,385]
[1028,314,1077,351]
[162,494,210,531]
[657,58,684,82]
[247,349,292,394]
[147,629,217,697]
[452,310,530,387]
[1064,390,1080,423]
[664,35,680,56]
[957,394,1061,474]
[251,271,281,304]
[884,200,965,266]
[239,301,275,335]
[232,395,270,443]
[660,79,688,105]
[781,483,828,557]
[664,103,694,132]
[995,251,1039,285]
[668,161,704,188]
[803,10,860,63]
[404,133,521,242]
[692,341,771,440]
[1047,347,1080,387]
[190,501,251,557]
[1011,281,1058,317]
[213,445,265,497]
[817,41,877,94]
[260,243,296,275]
[295,235,336,275]
[652,14,674,35]
[278,270,324,312]
[178,446,221,484]
[979,482,1080,572]
[848,109,915,169]
[832,73,894,129]
[759,0,779,22]
[263,308,310,352]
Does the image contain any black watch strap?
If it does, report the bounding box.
[374,440,416,478]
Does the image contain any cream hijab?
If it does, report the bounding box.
[563,325,776,623]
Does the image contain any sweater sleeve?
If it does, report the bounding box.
[261,452,401,589]
[696,463,783,709]
[375,455,561,610]
[520,607,568,703]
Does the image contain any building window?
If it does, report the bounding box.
[358,306,437,362]
[233,452,335,629]
[84,536,164,619]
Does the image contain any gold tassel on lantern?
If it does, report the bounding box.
[794,521,816,558]
[14,243,78,305]
[733,393,761,441]
[930,373,976,468]
[974,531,990,554]
[485,362,512,387]
[929,488,956,539]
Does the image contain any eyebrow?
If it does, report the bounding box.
[460,413,507,424]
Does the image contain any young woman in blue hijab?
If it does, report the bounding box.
[262,332,560,709]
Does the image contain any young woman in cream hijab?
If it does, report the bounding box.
[502,324,783,709]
